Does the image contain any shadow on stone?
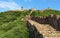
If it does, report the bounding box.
[31,15,60,31]
[26,21,44,38]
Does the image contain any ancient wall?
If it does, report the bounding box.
[26,21,43,38]
[31,15,60,31]
[31,16,47,24]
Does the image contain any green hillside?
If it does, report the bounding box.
[0,10,30,38]
[0,9,60,38]
[31,9,60,17]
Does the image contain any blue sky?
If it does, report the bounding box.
[0,0,60,12]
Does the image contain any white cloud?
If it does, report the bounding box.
[0,1,20,10]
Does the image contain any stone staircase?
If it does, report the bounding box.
[28,19,60,38]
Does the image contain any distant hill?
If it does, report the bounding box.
[0,9,60,38]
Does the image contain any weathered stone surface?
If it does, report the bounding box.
[31,15,60,31]
[25,14,60,38]
[26,19,60,38]
[26,21,43,38]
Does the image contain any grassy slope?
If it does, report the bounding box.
[0,10,30,38]
[31,9,60,17]
[0,9,60,38]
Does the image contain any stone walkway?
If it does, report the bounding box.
[28,19,60,38]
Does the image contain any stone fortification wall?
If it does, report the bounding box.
[31,15,60,31]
